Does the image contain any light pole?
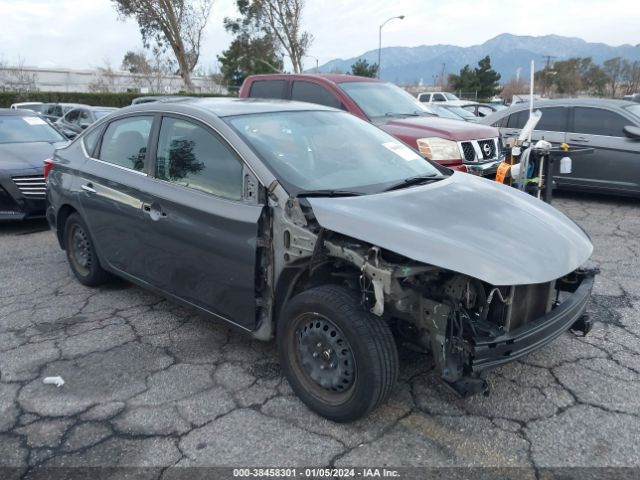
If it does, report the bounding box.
[377,15,405,79]
[304,55,319,73]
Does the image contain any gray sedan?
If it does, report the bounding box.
[45,98,595,422]
[481,98,640,195]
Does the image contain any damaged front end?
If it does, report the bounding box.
[260,178,597,399]
[323,239,597,398]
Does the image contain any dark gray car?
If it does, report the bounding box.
[0,109,67,221]
[482,98,640,195]
[46,98,596,422]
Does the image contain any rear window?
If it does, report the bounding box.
[248,80,287,99]
[291,81,343,109]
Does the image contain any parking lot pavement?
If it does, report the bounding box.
[1,192,640,477]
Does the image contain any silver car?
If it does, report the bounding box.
[482,98,640,195]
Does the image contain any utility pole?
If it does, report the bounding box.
[542,55,557,69]
[440,63,446,89]
[377,15,405,79]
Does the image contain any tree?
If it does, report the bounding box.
[448,65,477,94]
[218,34,283,88]
[349,59,377,78]
[474,56,501,99]
[111,0,213,91]
[603,57,628,97]
[623,61,640,95]
[225,0,312,73]
[121,49,176,93]
[0,56,38,92]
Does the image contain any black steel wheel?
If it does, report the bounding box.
[64,213,110,286]
[278,285,398,422]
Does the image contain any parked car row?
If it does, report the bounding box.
[481,98,640,195]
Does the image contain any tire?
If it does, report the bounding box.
[278,285,398,422]
[64,213,110,287]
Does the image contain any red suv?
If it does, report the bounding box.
[240,74,502,175]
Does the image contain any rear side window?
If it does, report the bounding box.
[248,80,287,99]
[65,109,81,124]
[98,116,153,172]
[291,81,343,109]
[83,127,102,157]
[155,117,243,200]
[573,107,629,137]
[536,107,568,132]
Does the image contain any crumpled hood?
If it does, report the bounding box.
[0,141,64,173]
[307,172,593,286]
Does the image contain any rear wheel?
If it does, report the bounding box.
[64,213,110,286]
[278,285,398,422]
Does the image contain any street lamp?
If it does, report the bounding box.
[304,55,319,73]
[377,15,405,79]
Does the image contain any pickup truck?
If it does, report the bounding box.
[240,74,502,175]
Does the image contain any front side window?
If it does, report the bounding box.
[291,81,343,109]
[536,107,568,132]
[155,117,243,200]
[433,93,446,102]
[98,116,153,172]
[506,110,528,129]
[573,107,629,137]
[227,111,443,195]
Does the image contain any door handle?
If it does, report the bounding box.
[142,202,167,221]
[569,136,589,143]
[81,183,96,194]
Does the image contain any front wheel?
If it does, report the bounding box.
[278,285,398,422]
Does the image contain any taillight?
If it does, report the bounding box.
[43,158,54,181]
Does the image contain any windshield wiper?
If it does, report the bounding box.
[383,174,446,192]
[384,112,421,117]
[296,189,363,198]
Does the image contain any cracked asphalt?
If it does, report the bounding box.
[1,191,639,478]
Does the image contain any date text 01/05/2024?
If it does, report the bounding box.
[232,468,400,478]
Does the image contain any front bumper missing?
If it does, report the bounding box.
[471,274,594,371]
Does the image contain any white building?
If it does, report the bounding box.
[0,65,227,94]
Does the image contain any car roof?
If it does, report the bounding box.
[481,97,640,125]
[0,108,42,117]
[246,73,383,86]
[510,98,637,109]
[125,97,337,117]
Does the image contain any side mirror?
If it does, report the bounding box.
[623,125,640,139]
[80,122,91,130]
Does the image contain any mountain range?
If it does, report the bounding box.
[317,34,640,85]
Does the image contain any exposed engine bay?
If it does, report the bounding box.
[253,183,597,397]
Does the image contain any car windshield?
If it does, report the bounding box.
[624,104,640,120]
[226,110,445,195]
[444,93,459,101]
[0,115,66,144]
[338,81,433,119]
[444,106,477,119]
[431,105,464,120]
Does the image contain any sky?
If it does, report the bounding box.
[0,0,638,73]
